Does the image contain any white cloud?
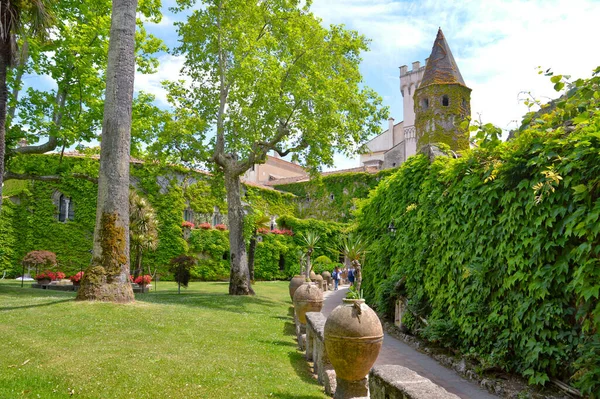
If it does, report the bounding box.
[134,54,186,106]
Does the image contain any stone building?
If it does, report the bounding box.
[360,28,471,169]
[242,153,307,184]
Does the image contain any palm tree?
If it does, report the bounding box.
[298,231,321,281]
[129,190,158,280]
[76,0,137,302]
[339,234,368,293]
[0,0,54,213]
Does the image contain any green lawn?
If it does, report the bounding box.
[0,280,326,399]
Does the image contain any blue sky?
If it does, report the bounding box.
[138,0,599,170]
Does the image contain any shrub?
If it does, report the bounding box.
[169,255,196,288]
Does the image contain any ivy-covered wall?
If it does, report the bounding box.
[0,155,297,279]
[356,124,600,392]
[273,169,395,222]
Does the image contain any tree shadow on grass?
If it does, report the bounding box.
[0,298,73,312]
[135,290,278,315]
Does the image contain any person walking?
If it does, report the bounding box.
[332,266,341,290]
[348,266,355,287]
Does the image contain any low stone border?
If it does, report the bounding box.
[369,365,460,399]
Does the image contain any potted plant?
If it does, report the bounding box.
[293,231,324,324]
[35,271,57,285]
[70,271,85,286]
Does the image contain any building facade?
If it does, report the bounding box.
[360,28,470,169]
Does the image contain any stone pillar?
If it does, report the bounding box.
[306,312,337,395]
[335,377,368,399]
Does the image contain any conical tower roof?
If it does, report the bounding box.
[419,28,467,88]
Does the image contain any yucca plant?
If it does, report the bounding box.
[298,231,321,280]
[339,234,368,293]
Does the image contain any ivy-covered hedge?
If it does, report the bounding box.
[277,215,349,265]
[357,124,600,391]
[0,155,297,279]
[274,169,394,222]
[188,228,301,280]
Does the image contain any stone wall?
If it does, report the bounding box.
[303,312,459,399]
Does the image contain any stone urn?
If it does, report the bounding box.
[314,274,324,289]
[289,275,306,301]
[293,282,324,325]
[324,298,383,398]
[322,271,332,284]
[309,270,317,281]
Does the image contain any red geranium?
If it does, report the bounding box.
[257,227,270,235]
[182,221,195,229]
[134,275,152,285]
[129,274,134,282]
[56,272,66,280]
[272,229,293,236]
[214,224,227,231]
[198,222,212,230]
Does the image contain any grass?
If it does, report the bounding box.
[0,280,327,399]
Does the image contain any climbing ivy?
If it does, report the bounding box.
[414,83,470,151]
[0,154,298,280]
[274,169,394,222]
[357,67,600,393]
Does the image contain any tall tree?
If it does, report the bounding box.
[76,0,138,302]
[168,0,387,295]
[0,0,54,212]
[1,0,163,187]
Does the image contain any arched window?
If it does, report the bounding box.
[58,195,74,222]
[212,206,221,226]
[442,95,449,107]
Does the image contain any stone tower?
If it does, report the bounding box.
[414,28,471,151]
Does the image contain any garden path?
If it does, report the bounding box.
[321,285,498,399]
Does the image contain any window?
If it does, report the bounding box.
[421,98,429,110]
[183,208,194,222]
[212,206,222,226]
[442,95,449,107]
[329,194,335,201]
[392,163,396,167]
[462,98,467,108]
[58,195,74,222]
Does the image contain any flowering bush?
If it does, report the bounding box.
[56,272,66,280]
[214,224,227,231]
[272,229,293,236]
[182,221,195,229]
[256,227,293,236]
[35,271,57,281]
[134,275,152,285]
[198,222,212,230]
[70,271,84,283]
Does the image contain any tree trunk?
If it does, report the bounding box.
[76,0,137,302]
[224,171,254,295]
[305,250,312,280]
[354,261,362,293]
[0,41,9,214]
[248,232,256,283]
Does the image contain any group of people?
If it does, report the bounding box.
[330,266,355,290]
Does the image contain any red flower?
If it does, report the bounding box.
[35,271,58,281]
[129,274,134,282]
[198,222,212,230]
[134,275,152,285]
[70,271,84,282]
[56,272,66,280]
[182,221,195,229]
[214,224,227,231]
[257,227,270,235]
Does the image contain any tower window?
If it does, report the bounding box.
[442,95,449,107]
[421,98,429,110]
[462,98,467,108]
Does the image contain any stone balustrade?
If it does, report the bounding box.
[305,312,337,395]
[369,365,460,399]
[301,312,461,399]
